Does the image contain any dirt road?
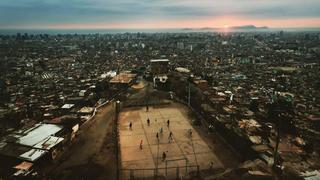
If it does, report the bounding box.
[49,103,117,180]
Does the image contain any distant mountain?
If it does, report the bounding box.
[229,25,269,30]
[181,28,193,31]
[181,25,268,32]
[181,27,217,31]
[199,27,216,30]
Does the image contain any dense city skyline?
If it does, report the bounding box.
[0,0,320,29]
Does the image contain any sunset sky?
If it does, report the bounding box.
[0,0,320,29]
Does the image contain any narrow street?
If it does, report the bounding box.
[48,103,117,179]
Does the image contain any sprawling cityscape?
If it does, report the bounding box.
[0,30,319,179]
[0,0,320,179]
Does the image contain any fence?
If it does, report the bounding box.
[122,98,171,108]
[80,88,128,126]
[120,165,199,180]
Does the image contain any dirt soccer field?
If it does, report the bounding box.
[119,103,227,179]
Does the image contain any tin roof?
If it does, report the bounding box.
[0,123,64,162]
[19,148,47,162]
[61,104,75,109]
[13,123,63,147]
[150,59,169,62]
[33,136,64,150]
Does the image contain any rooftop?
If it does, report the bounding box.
[12,123,63,147]
[109,73,136,84]
[150,59,169,62]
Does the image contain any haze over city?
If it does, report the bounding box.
[0,0,320,29]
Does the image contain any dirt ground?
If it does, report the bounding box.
[118,103,240,179]
[131,79,146,90]
[41,80,239,180]
[47,103,117,180]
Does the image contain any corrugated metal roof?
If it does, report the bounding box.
[301,170,320,180]
[150,59,169,62]
[19,148,47,162]
[33,136,64,150]
[61,104,74,109]
[14,123,63,147]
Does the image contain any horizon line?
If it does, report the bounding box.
[1,26,320,30]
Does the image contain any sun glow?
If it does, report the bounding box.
[7,16,320,29]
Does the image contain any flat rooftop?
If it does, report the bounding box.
[119,104,228,179]
[109,73,136,84]
[150,59,170,63]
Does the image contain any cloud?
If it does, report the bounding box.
[0,0,319,28]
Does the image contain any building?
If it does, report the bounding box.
[150,59,169,75]
[0,123,64,162]
[109,72,137,85]
[150,59,170,88]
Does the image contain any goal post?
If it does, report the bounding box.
[165,158,188,177]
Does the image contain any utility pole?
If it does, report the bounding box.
[274,113,281,167]
[272,98,286,177]
[188,82,191,107]
[272,111,284,178]
[156,137,159,177]
[115,100,120,180]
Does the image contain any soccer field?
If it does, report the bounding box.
[118,104,224,179]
